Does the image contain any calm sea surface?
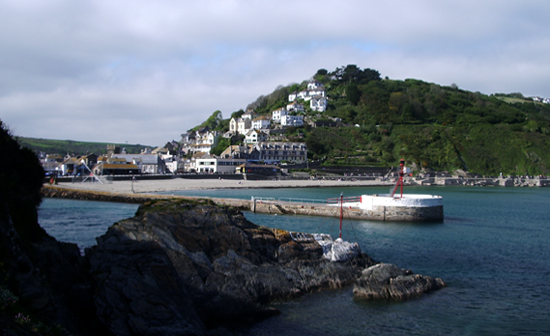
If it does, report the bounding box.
[39,186,550,335]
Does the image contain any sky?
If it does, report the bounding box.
[1,0,550,146]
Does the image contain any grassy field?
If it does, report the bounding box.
[495,96,544,105]
[16,137,153,155]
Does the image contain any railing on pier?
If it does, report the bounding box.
[326,196,361,204]
[252,196,326,205]
[252,195,363,206]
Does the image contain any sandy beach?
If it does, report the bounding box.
[52,177,390,194]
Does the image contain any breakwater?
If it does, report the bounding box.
[42,185,442,222]
[251,198,443,222]
[41,185,250,209]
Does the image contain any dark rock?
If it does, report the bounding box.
[353,263,446,300]
[86,199,375,334]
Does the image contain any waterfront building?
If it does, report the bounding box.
[255,141,307,164]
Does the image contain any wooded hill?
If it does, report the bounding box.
[200,65,550,176]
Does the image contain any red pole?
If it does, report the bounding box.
[399,158,404,198]
[339,192,343,239]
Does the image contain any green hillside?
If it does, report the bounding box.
[206,65,550,176]
[15,137,152,156]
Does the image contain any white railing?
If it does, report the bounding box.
[252,196,326,205]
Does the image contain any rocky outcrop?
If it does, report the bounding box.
[353,263,446,300]
[1,123,108,335]
[86,199,376,335]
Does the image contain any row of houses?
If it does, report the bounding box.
[176,81,330,155]
[288,80,328,112]
[190,141,307,173]
[41,141,307,176]
[41,147,171,177]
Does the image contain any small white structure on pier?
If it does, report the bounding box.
[352,194,443,211]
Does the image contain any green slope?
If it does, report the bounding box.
[224,65,550,175]
[15,137,152,156]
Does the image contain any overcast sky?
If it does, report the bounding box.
[1,0,549,146]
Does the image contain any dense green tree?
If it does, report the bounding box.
[347,83,361,105]
[210,137,230,156]
[193,110,223,131]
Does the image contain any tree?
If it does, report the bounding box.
[347,84,361,105]
[210,137,230,156]
[193,110,223,131]
[315,68,328,76]
[231,110,244,119]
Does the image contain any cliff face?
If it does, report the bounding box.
[1,121,109,335]
[86,199,375,335]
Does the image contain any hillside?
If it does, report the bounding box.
[15,137,152,156]
[202,65,550,176]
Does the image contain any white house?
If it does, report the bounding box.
[310,95,328,112]
[280,115,303,127]
[241,111,258,120]
[289,88,326,102]
[251,116,271,130]
[307,81,324,90]
[286,102,304,112]
[244,129,268,144]
[195,156,247,174]
[272,108,289,123]
[180,129,220,154]
[159,153,181,173]
[229,117,252,134]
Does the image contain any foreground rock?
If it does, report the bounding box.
[353,263,446,300]
[86,199,376,335]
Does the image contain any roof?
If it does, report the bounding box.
[237,163,281,170]
[112,154,160,164]
[191,152,211,159]
[100,164,139,169]
[61,157,78,164]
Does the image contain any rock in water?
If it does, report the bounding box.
[353,263,446,300]
[87,199,375,335]
[313,234,361,262]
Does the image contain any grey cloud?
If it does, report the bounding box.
[1,0,550,145]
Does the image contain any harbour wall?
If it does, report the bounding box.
[251,199,443,222]
[42,186,443,222]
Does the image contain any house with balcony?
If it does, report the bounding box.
[286,102,304,112]
[280,115,304,127]
[180,128,220,154]
[251,116,271,130]
[255,141,307,164]
[310,95,328,112]
[289,88,326,102]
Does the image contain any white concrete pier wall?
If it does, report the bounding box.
[358,194,443,211]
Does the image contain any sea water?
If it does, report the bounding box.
[38,186,550,335]
[37,198,139,253]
